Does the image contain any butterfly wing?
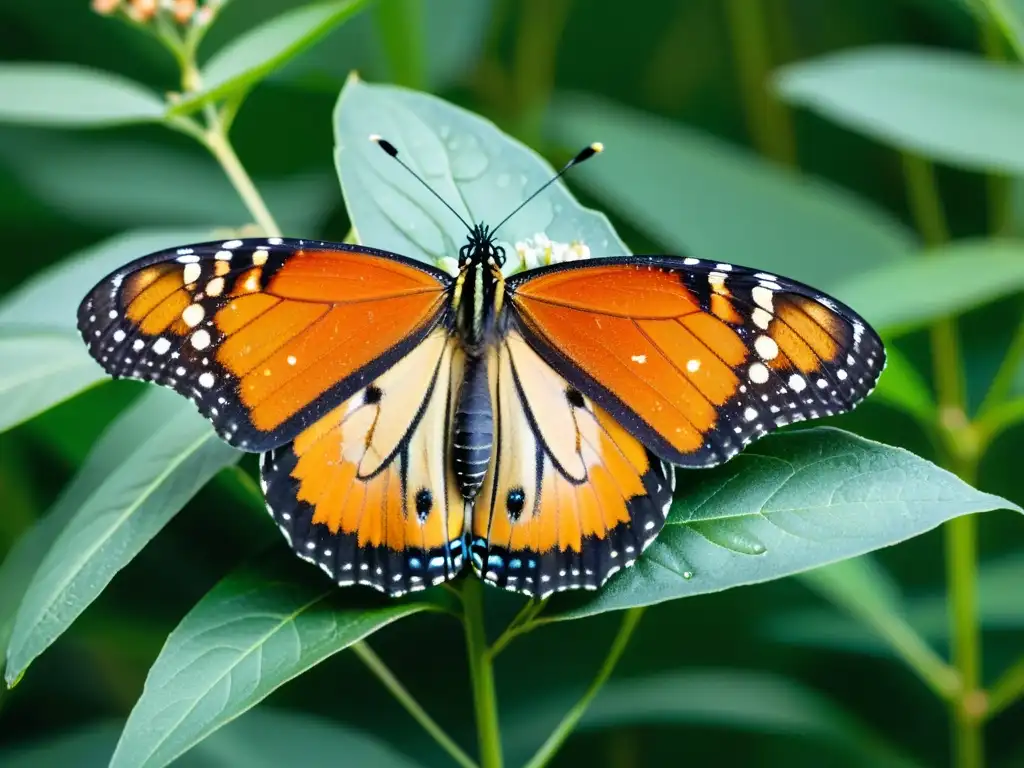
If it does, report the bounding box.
[260,327,467,595]
[78,238,452,452]
[507,256,884,467]
[470,331,675,597]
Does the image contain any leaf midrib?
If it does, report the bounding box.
[9,427,217,676]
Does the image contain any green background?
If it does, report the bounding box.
[1,1,1023,766]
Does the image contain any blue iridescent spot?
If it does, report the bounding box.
[487,554,504,568]
[408,557,422,570]
[509,558,522,569]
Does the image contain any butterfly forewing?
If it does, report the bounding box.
[78,238,452,452]
[508,256,885,468]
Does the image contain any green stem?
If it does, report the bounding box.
[203,127,282,238]
[723,0,797,166]
[522,608,645,768]
[902,151,983,768]
[352,643,479,768]
[512,0,573,144]
[977,318,1024,420]
[462,579,503,768]
[979,14,1011,235]
[489,598,549,659]
[980,0,1024,60]
[947,513,984,768]
[985,655,1024,720]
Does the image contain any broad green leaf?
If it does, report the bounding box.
[0,229,211,429]
[0,131,336,233]
[4,389,240,685]
[0,64,164,127]
[276,0,492,93]
[110,555,438,768]
[0,390,183,661]
[834,240,1024,333]
[334,76,629,268]
[0,332,102,433]
[0,229,213,331]
[504,671,921,768]
[172,0,372,115]
[547,93,915,290]
[868,345,936,425]
[550,428,1020,620]
[1,709,424,767]
[775,47,1024,173]
[765,552,1024,654]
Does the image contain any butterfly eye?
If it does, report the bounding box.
[494,245,506,267]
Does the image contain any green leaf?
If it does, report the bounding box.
[1,709,425,767]
[549,428,1020,620]
[833,240,1024,334]
[334,76,629,268]
[775,46,1024,173]
[0,63,164,127]
[110,555,438,768]
[0,131,336,233]
[546,93,915,290]
[796,557,959,697]
[505,671,921,768]
[4,389,240,685]
[868,345,936,425]
[0,332,102,434]
[172,0,372,115]
[0,230,212,430]
[0,387,188,663]
[765,552,1024,654]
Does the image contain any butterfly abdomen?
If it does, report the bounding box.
[453,355,493,500]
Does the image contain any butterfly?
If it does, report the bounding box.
[77,139,885,599]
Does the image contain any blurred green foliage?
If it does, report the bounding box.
[1,1,1023,767]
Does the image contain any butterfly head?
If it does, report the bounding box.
[460,223,506,270]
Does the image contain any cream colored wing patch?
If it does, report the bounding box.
[468,330,674,598]
[261,328,467,596]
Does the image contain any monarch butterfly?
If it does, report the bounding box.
[78,139,884,599]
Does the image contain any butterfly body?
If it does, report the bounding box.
[79,230,884,599]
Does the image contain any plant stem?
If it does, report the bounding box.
[489,598,549,659]
[512,0,572,144]
[980,0,1024,60]
[985,655,1024,720]
[723,0,797,166]
[352,642,479,768]
[978,13,1011,235]
[462,579,503,768]
[901,151,984,768]
[522,608,645,768]
[204,127,282,238]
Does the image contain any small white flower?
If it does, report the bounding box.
[513,232,591,273]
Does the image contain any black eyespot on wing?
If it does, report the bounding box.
[415,488,433,522]
[364,384,383,405]
[506,487,526,521]
[565,387,585,409]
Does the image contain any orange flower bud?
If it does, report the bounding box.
[173,0,196,24]
[91,0,121,14]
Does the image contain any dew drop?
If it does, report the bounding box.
[682,571,694,580]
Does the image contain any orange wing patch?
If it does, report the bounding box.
[78,238,452,453]
[261,328,466,597]
[469,331,674,598]
[509,257,885,468]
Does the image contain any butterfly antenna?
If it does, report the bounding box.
[491,142,604,236]
[369,135,473,234]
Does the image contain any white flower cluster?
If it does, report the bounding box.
[513,233,591,272]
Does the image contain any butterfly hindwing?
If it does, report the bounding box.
[260,328,467,596]
[78,238,452,452]
[470,331,674,597]
[508,256,884,467]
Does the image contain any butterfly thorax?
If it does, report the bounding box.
[451,224,506,500]
[452,223,506,356]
